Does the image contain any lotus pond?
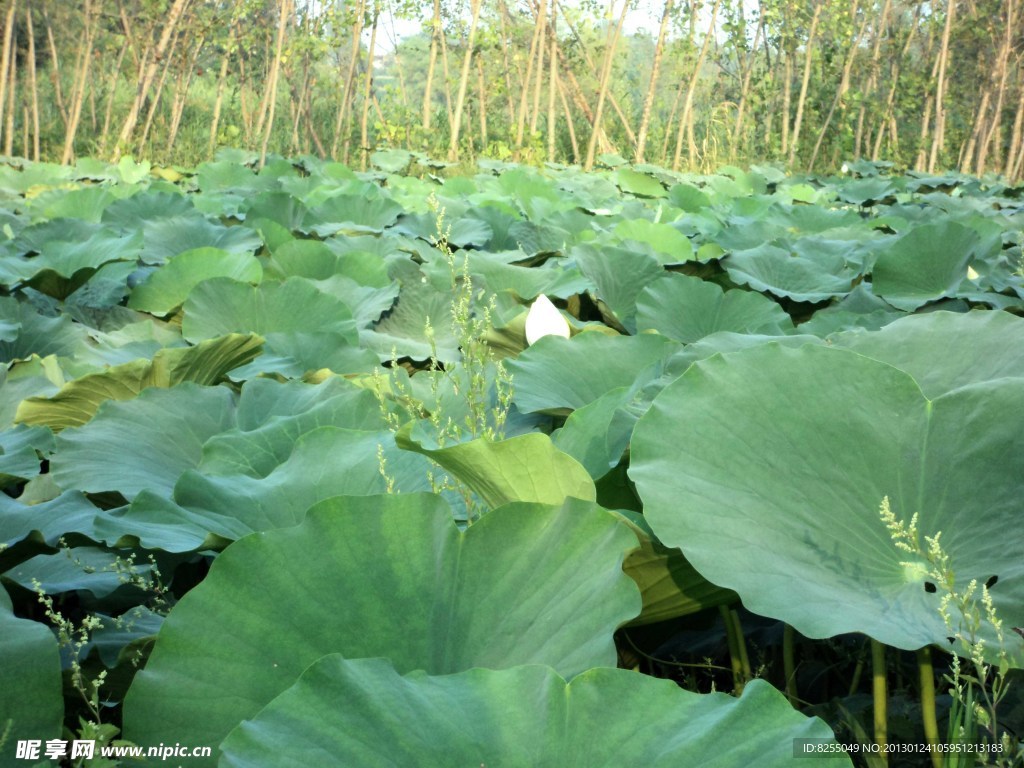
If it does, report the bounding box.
[1,152,1023,767]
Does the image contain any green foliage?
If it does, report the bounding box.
[1,154,1021,765]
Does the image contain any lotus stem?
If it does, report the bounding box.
[918,646,943,768]
[871,639,889,765]
[847,640,866,697]
[783,623,798,705]
[730,608,753,686]
[720,604,744,695]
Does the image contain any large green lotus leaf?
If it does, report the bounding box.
[507,219,572,255]
[612,509,737,625]
[837,177,899,206]
[361,276,460,362]
[241,192,309,231]
[615,167,667,198]
[9,218,141,272]
[96,491,250,553]
[658,332,824,378]
[15,334,262,430]
[302,191,404,236]
[31,184,117,223]
[182,277,357,344]
[3,546,154,598]
[459,253,591,301]
[636,273,794,343]
[226,332,380,380]
[124,496,640,760]
[0,358,62,429]
[391,211,494,249]
[0,587,63,763]
[0,298,89,363]
[101,189,194,228]
[142,213,262,264]
[0,491,104,551]
[0,300,18,341]
[831,311,1024,397]
[571,244,664,334]
[0,160,73,195]
[262,239,338,280]
[552,387,636,479]
[312,274,400,328]
[250,240,399,326]
[61,259,135,311]
[199,378,386,477]
[370,148,413,173]
[613,219,694,264]
[668,182,712,211]
[1,220,143,298]
[507,333,677,413]
[629,344,1024,652]
[724,244,855,302]
[496,168,570,220]
[0,425,53,487]
[128,247,263,315]
[396,427,596,507]
[221,659,843,768]
[173,428,433,532]
[50,384,236,500]
[871,221,980,310]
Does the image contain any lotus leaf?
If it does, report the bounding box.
[124,495,640,762]
[630,344,1024,654]
[219,659,844,768]
[0,588,63,764]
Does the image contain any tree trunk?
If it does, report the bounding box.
[854,0,891,159]
[583,0,630,170]
[546,20,558,162]
[167,36,204,157]
[332,0,364,160]
[62,0,98,164]
[672,0,722,170]
[732,9,764,154]
[98,37,130,158]
[359,1,380,169]
[448,0,482,160]
[477,55,488,149]
[113,0,191,161]
[788,2,822,167]
[558,77,580,162]
[24,3,39,161]
[529,0,547,137]
[4,30,15,158]
[928,0,955,173]
[41,3,68,129]
[422,0,441,132]
[0,0,17,153]
[259,0,291,167]
[209,22,237,157]
[976,0,1016,175]
[808,2,868,171]
[872,0,922,160]
[138,25,183,156]
[1005,78,1024,181]
[496,0,517,126]
[556,0,636,146]
[515,0,546,151]
[635,0,674,163]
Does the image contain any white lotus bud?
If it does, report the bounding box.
[966,265,979,280]
[525,294,571,346]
